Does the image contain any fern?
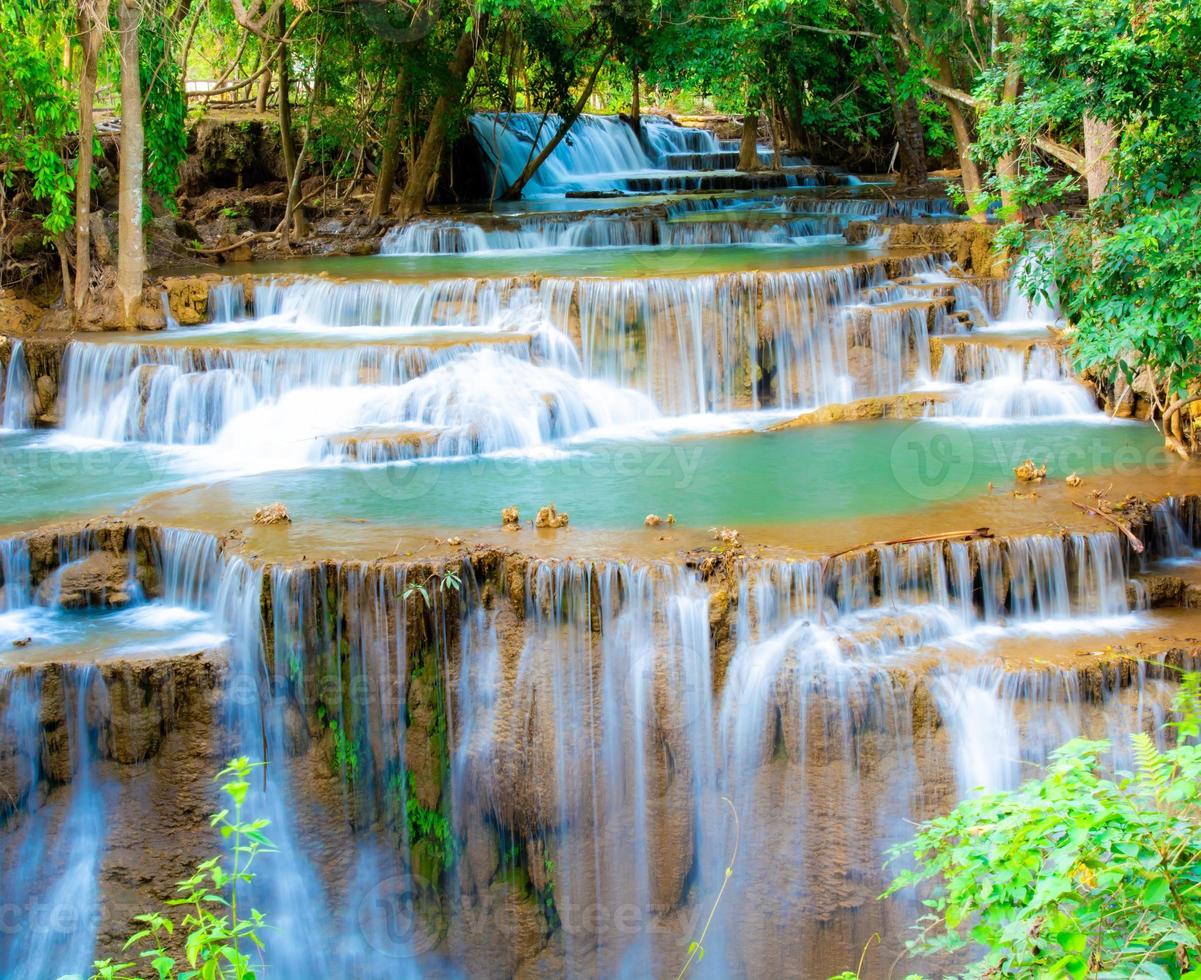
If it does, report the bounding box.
[1131,730,1171,800]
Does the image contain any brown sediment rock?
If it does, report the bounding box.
[0,292,45,333]
[501,506,521,530]
[1014,459,1047,482]
[322,426,441,463]
[767,390,946,429]
[160,274,226,326]
[35,551,132,609]
[253,502,291,526]
[534,504,569,529]
[847,220,1006,276]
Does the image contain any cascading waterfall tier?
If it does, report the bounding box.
[470,112,802,196]
[2,497,1200,978]
[58,257,955,465]
[932,339,1099,418]
[379,213,842,254]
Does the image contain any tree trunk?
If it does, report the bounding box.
[737,111,760,172]
[875,47,927,187]
[944,97,984,217]
[276,6,306,237]
[396,16,487,218]
[116,0,146,326]
[501,39,613,201]
[895,95,928,187]
[996,59,1022,217]
[74,0,110,313]
[370,66,407,220]
[629,63,641,141]
[1083,112,1117,202]
[255,65,271,112]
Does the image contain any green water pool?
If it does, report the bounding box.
[133,419,1169,532]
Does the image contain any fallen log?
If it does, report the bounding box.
[1071,501,1144,553]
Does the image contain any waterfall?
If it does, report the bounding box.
[57,258,949,464]
[785,196,959,220]
[0,537,32,612]
[379,214,843,254]
[0,666,109,977]
[60,336,655,464]
[1002,252,1060,324]
[209,280,248,322]
[1147,496,1200,563]
[933,340,1098,419]
[471,112,726,196]
[932,656,1181,797]
[457,560,719,974]
[2,339,33,430]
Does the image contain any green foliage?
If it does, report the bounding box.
[91,757,275,980]
[139,7,188,212]
[402,567,462,609]
[392,768,459,877]
[317,704,361,780]
[881,674,1201,979]
[0,0,76,238]
[1057,194,1201,400]
[967,0,1201,403]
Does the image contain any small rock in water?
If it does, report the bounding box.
[644,514,662,527]
[1014,459,1047,482]
[1065,472,1082,487]
[446,536,463,546]
[253,502,291,526]
[501,506,520,530]
[12,636,31,648]
[535,504,569,529]
[710,526,741,548]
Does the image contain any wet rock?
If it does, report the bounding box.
[1137,575,1186,608]
[1014,459,1047,482]
[768,391,944,428]
[36,551,131,609]
[161,276,216,326]
[1066,472,1083,487]
[534,504,569,529]
[710,526,740,548]
[501,506,521,530]
[252,502,291,526]
[0,291,45,333]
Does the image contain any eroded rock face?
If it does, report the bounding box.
[847,220,1006,276]
[35,551,132,609]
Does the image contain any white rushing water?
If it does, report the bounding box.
[58,258,958,469]
[379,213,842,254]
[932,341,1099,420]
[1,339,33,430]
[0,666,109,977]
[470,112,799,196]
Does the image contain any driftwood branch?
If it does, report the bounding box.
[1071,502,1144,553]
[821,527,994,567]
